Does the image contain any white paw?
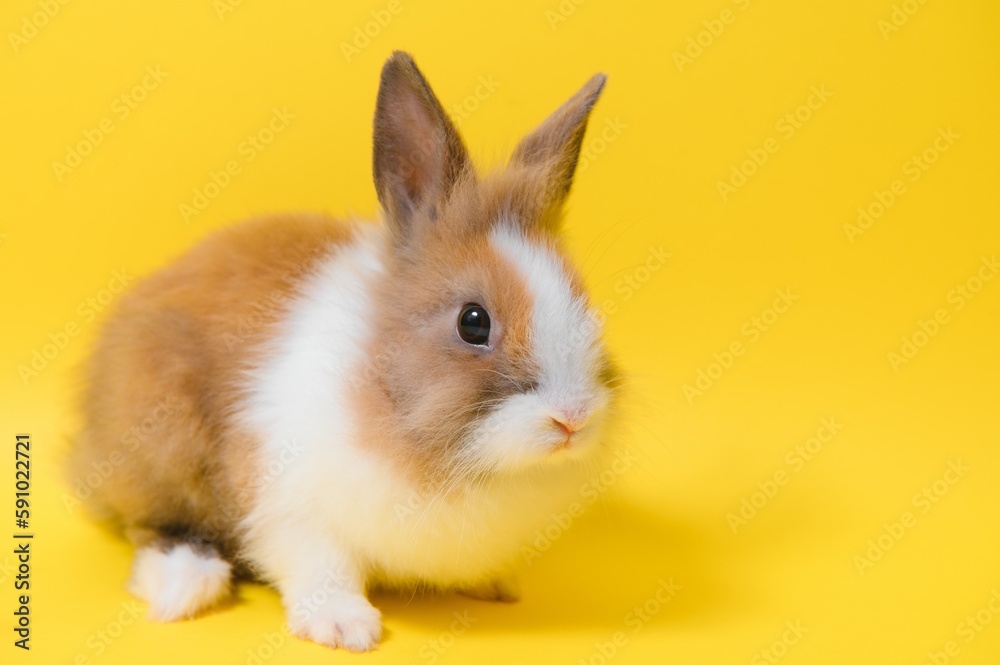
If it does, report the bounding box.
[288,592,382,652]
[128,543,232,621]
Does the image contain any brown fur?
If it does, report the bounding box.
[72,214,355,558]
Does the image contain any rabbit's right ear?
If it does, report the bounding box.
[373,52,471,243]
[508,73,606,227]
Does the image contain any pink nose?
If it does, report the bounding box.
[551,417,577,436]
[550,408,591,436]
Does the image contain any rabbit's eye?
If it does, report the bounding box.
[457,304,491,346]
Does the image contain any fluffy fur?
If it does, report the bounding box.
[72,52,618,652]
[128,542,232,621]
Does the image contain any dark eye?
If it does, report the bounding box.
[457,304,491,346]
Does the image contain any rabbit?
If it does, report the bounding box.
[71,51,620,652]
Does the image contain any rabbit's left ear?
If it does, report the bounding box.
[509,73,607,220]
[373,51,472,244]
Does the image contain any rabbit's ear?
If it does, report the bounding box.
[373,52,472,242]
[509,73,606,221]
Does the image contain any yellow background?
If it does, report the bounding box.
[2,0,999,663]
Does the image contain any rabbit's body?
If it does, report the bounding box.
[74,52,617,651]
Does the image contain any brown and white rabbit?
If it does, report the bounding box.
[72,51,619,651]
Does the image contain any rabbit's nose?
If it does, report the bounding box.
[549,407,592,435]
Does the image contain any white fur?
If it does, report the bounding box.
[474,222,609,467]
[490,223,601,392]
[237,221,606,651]
[128,543,232,621]
[287,586,382,652]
